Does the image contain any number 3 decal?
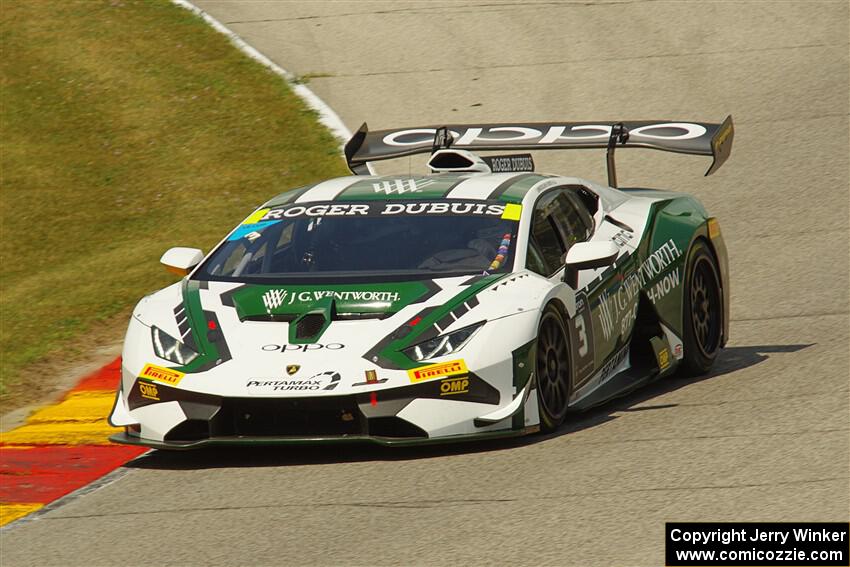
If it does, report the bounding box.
[576,313,589,356]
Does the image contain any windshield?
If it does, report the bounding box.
[194,200,520,282]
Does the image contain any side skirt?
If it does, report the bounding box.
[567,366,660,412]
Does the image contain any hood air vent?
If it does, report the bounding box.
[294,312,327,341]
[428,149,491,173]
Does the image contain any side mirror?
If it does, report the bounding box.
[160,247,204,277]
[562,241,619,288]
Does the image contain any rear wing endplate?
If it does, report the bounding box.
[344,116,734,186]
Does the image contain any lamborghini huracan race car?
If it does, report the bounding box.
[110,118,733,448]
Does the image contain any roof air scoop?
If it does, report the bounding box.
[427,149,491,173]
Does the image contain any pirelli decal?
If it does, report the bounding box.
[139,363,185,386]
[408,359,468,383]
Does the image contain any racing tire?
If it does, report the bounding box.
[681,240,723,375]
[535,305,572,432]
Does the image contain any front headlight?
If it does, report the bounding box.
[403,322,484,362]
[151,326,199,365]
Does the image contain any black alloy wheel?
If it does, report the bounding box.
[536,306,571,431]
[682,240,723,375]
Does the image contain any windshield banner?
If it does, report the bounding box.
[257,200,513,221]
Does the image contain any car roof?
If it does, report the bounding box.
[263,172,560,207]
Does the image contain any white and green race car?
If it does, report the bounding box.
[109,118,733,449]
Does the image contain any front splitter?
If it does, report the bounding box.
[109,426,538,450]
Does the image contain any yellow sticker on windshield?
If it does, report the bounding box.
[242,208,270,225]
[501,203,522,221]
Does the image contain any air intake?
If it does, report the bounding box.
[427,149,491,173]
[294,313,327,340]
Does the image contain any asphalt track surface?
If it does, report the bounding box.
[2,2,848,566]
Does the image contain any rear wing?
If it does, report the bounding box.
[344,116,734,186]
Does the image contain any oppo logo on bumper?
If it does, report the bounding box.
[261,343,345,352]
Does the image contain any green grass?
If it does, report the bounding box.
[0,0,349,399]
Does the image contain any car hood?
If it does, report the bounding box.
[130,272,555,396]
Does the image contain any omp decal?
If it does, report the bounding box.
[139,363,184,386]
[359,370,499,407]
[127,376,221,411]
[408,359,468,383]
[501,203,522,220]
[439,376,470,396]
[139,382,160,401]
[659,347,671,370]
[650,336,673,372]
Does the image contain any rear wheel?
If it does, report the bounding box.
[536,305,571,432]
[681,240,723,375]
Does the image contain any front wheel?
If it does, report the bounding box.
[535,305,572,432]
[681,240,723,375]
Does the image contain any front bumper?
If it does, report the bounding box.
[110,369,522,449]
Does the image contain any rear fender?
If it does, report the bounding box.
[636,196,708,340]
